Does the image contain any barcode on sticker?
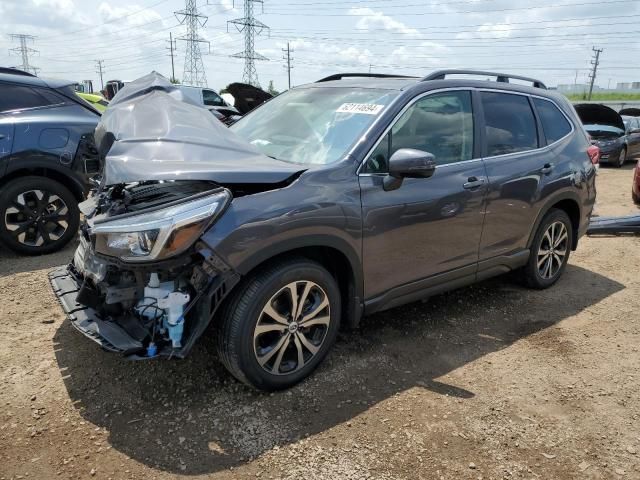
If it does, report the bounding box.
[336,103,384,115]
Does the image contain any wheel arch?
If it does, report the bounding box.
[0,165,86,202]
[233,237,364,328]
[527,192,581,251]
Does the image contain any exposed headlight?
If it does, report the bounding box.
[92,189,230,262]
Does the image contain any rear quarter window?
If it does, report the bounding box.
[533,97,572,145]
[0,84,65,113]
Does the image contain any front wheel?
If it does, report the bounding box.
[0,176,80,255]
[217,258,341,391]
[522,209,573,289]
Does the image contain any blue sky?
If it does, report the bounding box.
[1,0,639,92]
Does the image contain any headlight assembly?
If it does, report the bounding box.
[92,189,230,262]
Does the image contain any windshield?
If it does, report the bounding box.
[230,87,398,165]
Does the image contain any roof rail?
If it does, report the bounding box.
[316,73,417,82]
[0,67,36,77]
[422,69,547,89]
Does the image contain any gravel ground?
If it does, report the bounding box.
[0,164,639,480]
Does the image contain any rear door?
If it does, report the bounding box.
[359,89,488,300]
[478,91,559,260]
[628,118,640,156]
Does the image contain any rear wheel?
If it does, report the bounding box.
[217,258,341,391]
[522,209,573,289]
[0,176,80,255]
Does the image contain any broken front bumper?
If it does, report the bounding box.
[49,266,145,354]
[49,259,240,359]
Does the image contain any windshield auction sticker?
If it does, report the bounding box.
[336,103,385,115]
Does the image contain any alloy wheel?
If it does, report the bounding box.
[4,189,70,247]
[253,280,331,375]
[537,221,568,280]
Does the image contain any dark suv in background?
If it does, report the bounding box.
[0,68,100,254]
[50,70,597,391]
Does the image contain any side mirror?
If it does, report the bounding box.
[383,148,436,191]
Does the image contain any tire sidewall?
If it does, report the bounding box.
[234,262,341,390]
[0,176,80,255]
[527,209,572,288]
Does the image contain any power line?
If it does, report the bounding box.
[95,60,105,90]
[8,34,39,75]
[282,41,293,89]
[39,0,170,40]
[228,0,270,87]
[167,32,178,82]
[588,47,603,100]
[175,0,209,86]
[259,0,637,15]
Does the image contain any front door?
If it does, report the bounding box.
[359,90,487,300]
[0,117,15,177]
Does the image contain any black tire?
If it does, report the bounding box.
[0,176,80,255]
[522,208,573,289]
[614,147,627,168]
[216,258,341,391]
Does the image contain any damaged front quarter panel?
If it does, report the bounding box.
[50,180,240,359]
[48,72,307,360]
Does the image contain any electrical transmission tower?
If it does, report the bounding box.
[167,32,178,83]
[95,60,105,90]
[282,42,293,89]
[587,47,603,101]
[175,0,209,87]
[8,34,39,75]
[228,0,269,87]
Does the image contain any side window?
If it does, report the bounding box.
[363,90,474,173]
[0,85,62,113]
[202,89,225,107]
[533,97,572,145]
[481,92,538,156]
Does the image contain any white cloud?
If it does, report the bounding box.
[349,7,421,38]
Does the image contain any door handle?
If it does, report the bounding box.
[463,177,486,189]
[0,134,5,140]
[540,163,554,174]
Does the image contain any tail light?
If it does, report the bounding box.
[587,144,600,165]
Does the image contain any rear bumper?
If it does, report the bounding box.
[598,145,623,163]
[49,266,144,354]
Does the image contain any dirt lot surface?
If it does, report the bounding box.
[1,165,639,480]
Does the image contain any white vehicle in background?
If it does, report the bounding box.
[175,85,240,119]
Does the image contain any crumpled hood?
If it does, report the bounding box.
[95,72,303,186]
[574,103,625,131]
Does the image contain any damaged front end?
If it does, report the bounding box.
[48,72,303,359]
[50,181,239,358]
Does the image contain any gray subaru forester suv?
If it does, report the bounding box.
[50,70,597,390]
